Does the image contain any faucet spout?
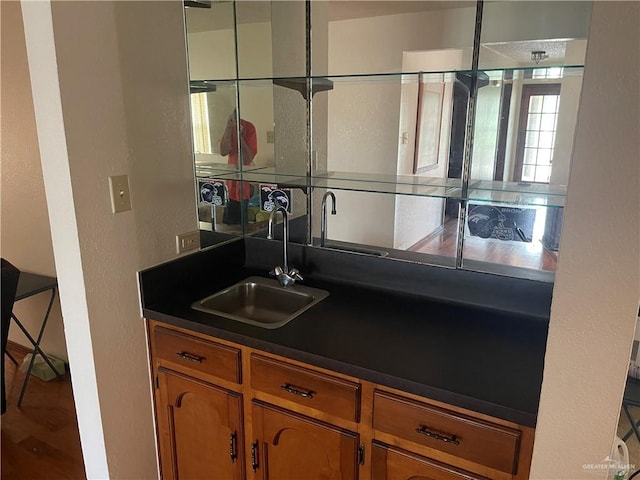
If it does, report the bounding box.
[320,191,337,247]
[267,206,302,287]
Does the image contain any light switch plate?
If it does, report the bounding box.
[109,175,131,213]
[266,131,275,144]
[176,231,200,254]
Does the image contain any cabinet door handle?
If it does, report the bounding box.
[251,441,259,473]
[415,425,460,445]
[175,351,205,364]
[357,444,365,465]
[280,383,315,399]
[229,432,237,463]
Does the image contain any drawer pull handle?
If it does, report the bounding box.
[280,383,315,399]
[415,425,460,445]
[176,351,206,364]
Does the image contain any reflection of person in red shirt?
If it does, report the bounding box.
[219,109,257,224]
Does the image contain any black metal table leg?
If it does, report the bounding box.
[14,287,62,407]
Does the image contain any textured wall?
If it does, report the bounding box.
[531,2,640,477]
[0,1,68,360]
[22,0,196,477]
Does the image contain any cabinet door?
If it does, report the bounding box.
[371,442,489,480]
[156,368,244,480]
[251,400,359,480]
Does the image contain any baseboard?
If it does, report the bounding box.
[6,340,32,358]
[409,224,445,251]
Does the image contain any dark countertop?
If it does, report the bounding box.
[142,257,548,427]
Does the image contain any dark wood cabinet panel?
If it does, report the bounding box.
[251,400,359,480]
[371,442,490,480]
[156,368,244,480]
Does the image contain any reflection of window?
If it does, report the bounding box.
[190,93,212,154]
[514,84,561,183]
[531,67,564,80]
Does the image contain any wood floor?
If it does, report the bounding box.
[412,218,558,272]
[2,343,85,480]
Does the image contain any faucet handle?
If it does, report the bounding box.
[270,266,284,277]
[289,268,303,282]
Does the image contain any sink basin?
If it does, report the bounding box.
[191,276,329,329]
[325,242,389,257]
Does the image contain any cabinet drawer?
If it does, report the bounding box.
[153,326,241,384]
[372,441,490,480]
[373,391,521,474]
[250,354,360,422]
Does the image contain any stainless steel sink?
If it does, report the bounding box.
[325,243,389,257]
[191,276,329,329]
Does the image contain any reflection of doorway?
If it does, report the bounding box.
[513,84,561,183]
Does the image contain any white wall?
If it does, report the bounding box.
[327,8,476,76]
[531,2,640,477]
[0,1,68,361]
[482,1,591,45]
[393,52,460,251]
[326,78,400,248]
[22,0,196,478]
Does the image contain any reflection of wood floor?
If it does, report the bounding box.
[412,219,558,272]
[2,343,85,479]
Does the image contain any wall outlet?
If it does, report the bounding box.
[109,175,131,213]
[176,231,200,254]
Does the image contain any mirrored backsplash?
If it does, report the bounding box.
[184,1,591,281]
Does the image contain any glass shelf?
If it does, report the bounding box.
[195,163,275,180]
[238,168,464,199]
[192,65,584,87]
[195,163,241,179]
[313,171,463,198]
[200,166,567,206]
[467,180,567,208]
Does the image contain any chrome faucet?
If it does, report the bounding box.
[320,191,336,247]
[267,206,303,287]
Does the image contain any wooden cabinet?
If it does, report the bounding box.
[251,400,360,480]
[154,326,241,383]
[155,368,244,480]
[371,442,489,480]
[373,391,521,474]
[251,354,361,422]
[147,320,534,480]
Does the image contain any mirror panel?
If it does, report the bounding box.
[309,72,463,262]
[311,1,476,76]
[185,3,243,247]
[185,2,236,80]
[311,188,458,267]
[479,1,591,69]
[236,1,306,79]
[185,1,591,280]
[462,202,562,278]
[464,67,584,278]
[469,0,590,276]
[236,79,309,243]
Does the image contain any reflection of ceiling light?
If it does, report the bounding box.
[531,50,549,64]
